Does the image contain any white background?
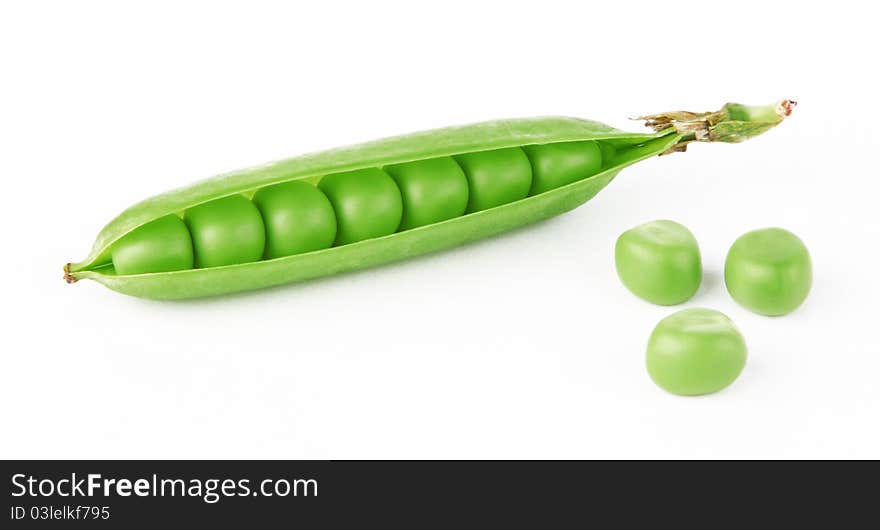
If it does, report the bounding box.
[2,1,878,459]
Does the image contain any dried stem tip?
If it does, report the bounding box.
[638,100,796,153]
[63,263,78,283]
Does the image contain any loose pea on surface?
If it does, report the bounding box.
[725,228,812,316]
[615,220,702,305]
[454,147,532,213]
[252,181,337,259]
[184,195,266,268]
[318,168,403,245]
[522,140,602,195]
[646,308,747,396]
[384,157,469,230]
[111,215,193,275]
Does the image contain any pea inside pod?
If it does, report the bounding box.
[111,215,193,275]
[454,147,533,213]
[318,168,403,245]
[253,181,337,259]
[67,100,795,299]
[522,140,603,195]
[184,195,266,269]
[384,157,469,230]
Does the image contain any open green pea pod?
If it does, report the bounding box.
[65,100,794,300]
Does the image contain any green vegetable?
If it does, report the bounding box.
[184,195,265,268]
[111,215,193,275]
[65,100,794,300]
[454,147,533,213]
[385,157,469,230]
[318,168,403,245]
[615,220,702,305]
[522,140,602,195]
[253,181,337,259]
[725,227,812,316]
[646,308,747,396]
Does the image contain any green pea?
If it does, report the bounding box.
[252,181,336,259]
[725,228,812,316]
[646,308,747,396]
[522,140,602,195]
[184,195,265,268]
[454,147,532,213]
[615,220,702,305]
[384,157,469,230]
[318,168,402,245]
[111,215,193,275]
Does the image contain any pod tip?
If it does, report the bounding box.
[779,99,797,117]
[63,263,78,284]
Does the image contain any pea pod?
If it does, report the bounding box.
[65,100,795,300]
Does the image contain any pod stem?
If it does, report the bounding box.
[637,100,796,154]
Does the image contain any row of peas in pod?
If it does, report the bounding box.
[111,141,606,275]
